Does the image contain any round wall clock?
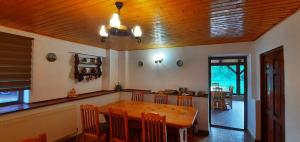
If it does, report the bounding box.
[46,53,57,62]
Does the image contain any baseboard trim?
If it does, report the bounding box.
[55,131,79,142]
[55,129,211,141]
[245,129,261,142]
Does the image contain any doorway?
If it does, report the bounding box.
[261,46,285,142]
[209,56,247,130]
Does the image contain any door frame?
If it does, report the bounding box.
[208,56,248,130]
[260,46,285,141]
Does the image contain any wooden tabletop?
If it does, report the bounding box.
[97,100,198,128]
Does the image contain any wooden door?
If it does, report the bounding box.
[261,47,285,142]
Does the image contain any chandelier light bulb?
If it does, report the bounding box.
[99,25,108,37]
[132,25,142,37]
[110,13,121,28]
[99,2,142,43]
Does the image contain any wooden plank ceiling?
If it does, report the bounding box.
[0,0,299,50]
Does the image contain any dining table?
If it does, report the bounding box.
[97,100,198,142]
[210,90,230,96]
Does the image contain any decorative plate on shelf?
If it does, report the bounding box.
[138,61,143,67]
[176,60,183,67]
[46,53,57,62]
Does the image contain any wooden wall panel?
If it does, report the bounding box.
[0,0,299,50]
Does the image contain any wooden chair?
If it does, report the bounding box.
[109,108,129,142]
[154,93,168,104]
[132,92,144,102]
[141,112,167,142]
[225,86,233,109]
[212,87,226,110]
[212,83,219,87]
[80,104,109,142]
[17,133,47,142]
[177,95,193,107]
[177,95,195,139]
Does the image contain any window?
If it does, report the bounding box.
[0,90,30,106]
[0,91,19,104]
[0,32,33,106]
[210,57,246,95]
[211,65,238,93]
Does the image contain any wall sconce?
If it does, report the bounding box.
[153,53,164,63]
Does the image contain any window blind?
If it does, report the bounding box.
[0,31,33,91]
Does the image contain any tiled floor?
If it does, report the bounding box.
[192,127,254,142]
[76,127,254,142]
[211,100,244,129]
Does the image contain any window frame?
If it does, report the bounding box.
[0,89,24,107]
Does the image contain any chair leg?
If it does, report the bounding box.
[106,129,110,142]
[213,101,217,109]
[216,101,220,109]
[220,100,224,110]
[83,135,86,142]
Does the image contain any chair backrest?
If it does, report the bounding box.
[132,92,144,102]
[109,108,129,142]
[17,133,47,142]
[212,83,219,87]
[213,87,224,100]
[154,93,168,104]
[80,104,100,136]
[141,113,167,142]
[177,95,193,107]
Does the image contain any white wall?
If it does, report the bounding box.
[126,42,253,92]
[118,51,127,87]
[109,50,119,90]
[252,10,300,141]
[0,26,106,102]
[102,49,126,90]
[0,93,120,142]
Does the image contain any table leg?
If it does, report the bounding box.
[104,114,110,142]
[178,128,188,142]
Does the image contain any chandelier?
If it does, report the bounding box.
[99,1,142,43]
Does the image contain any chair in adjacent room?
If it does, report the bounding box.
[131,92,144,102]
[177,95,196,139]
[108,108,129,142]
[177,95,193,107]
[80,104,109,142]
[141,112,167,142]
[17,133,47,142]
[154,92,168,104]
[211,83,220,90]
[212,87,226,110]
[225,86,234,109]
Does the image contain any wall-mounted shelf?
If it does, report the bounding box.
[74,54,102,82]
